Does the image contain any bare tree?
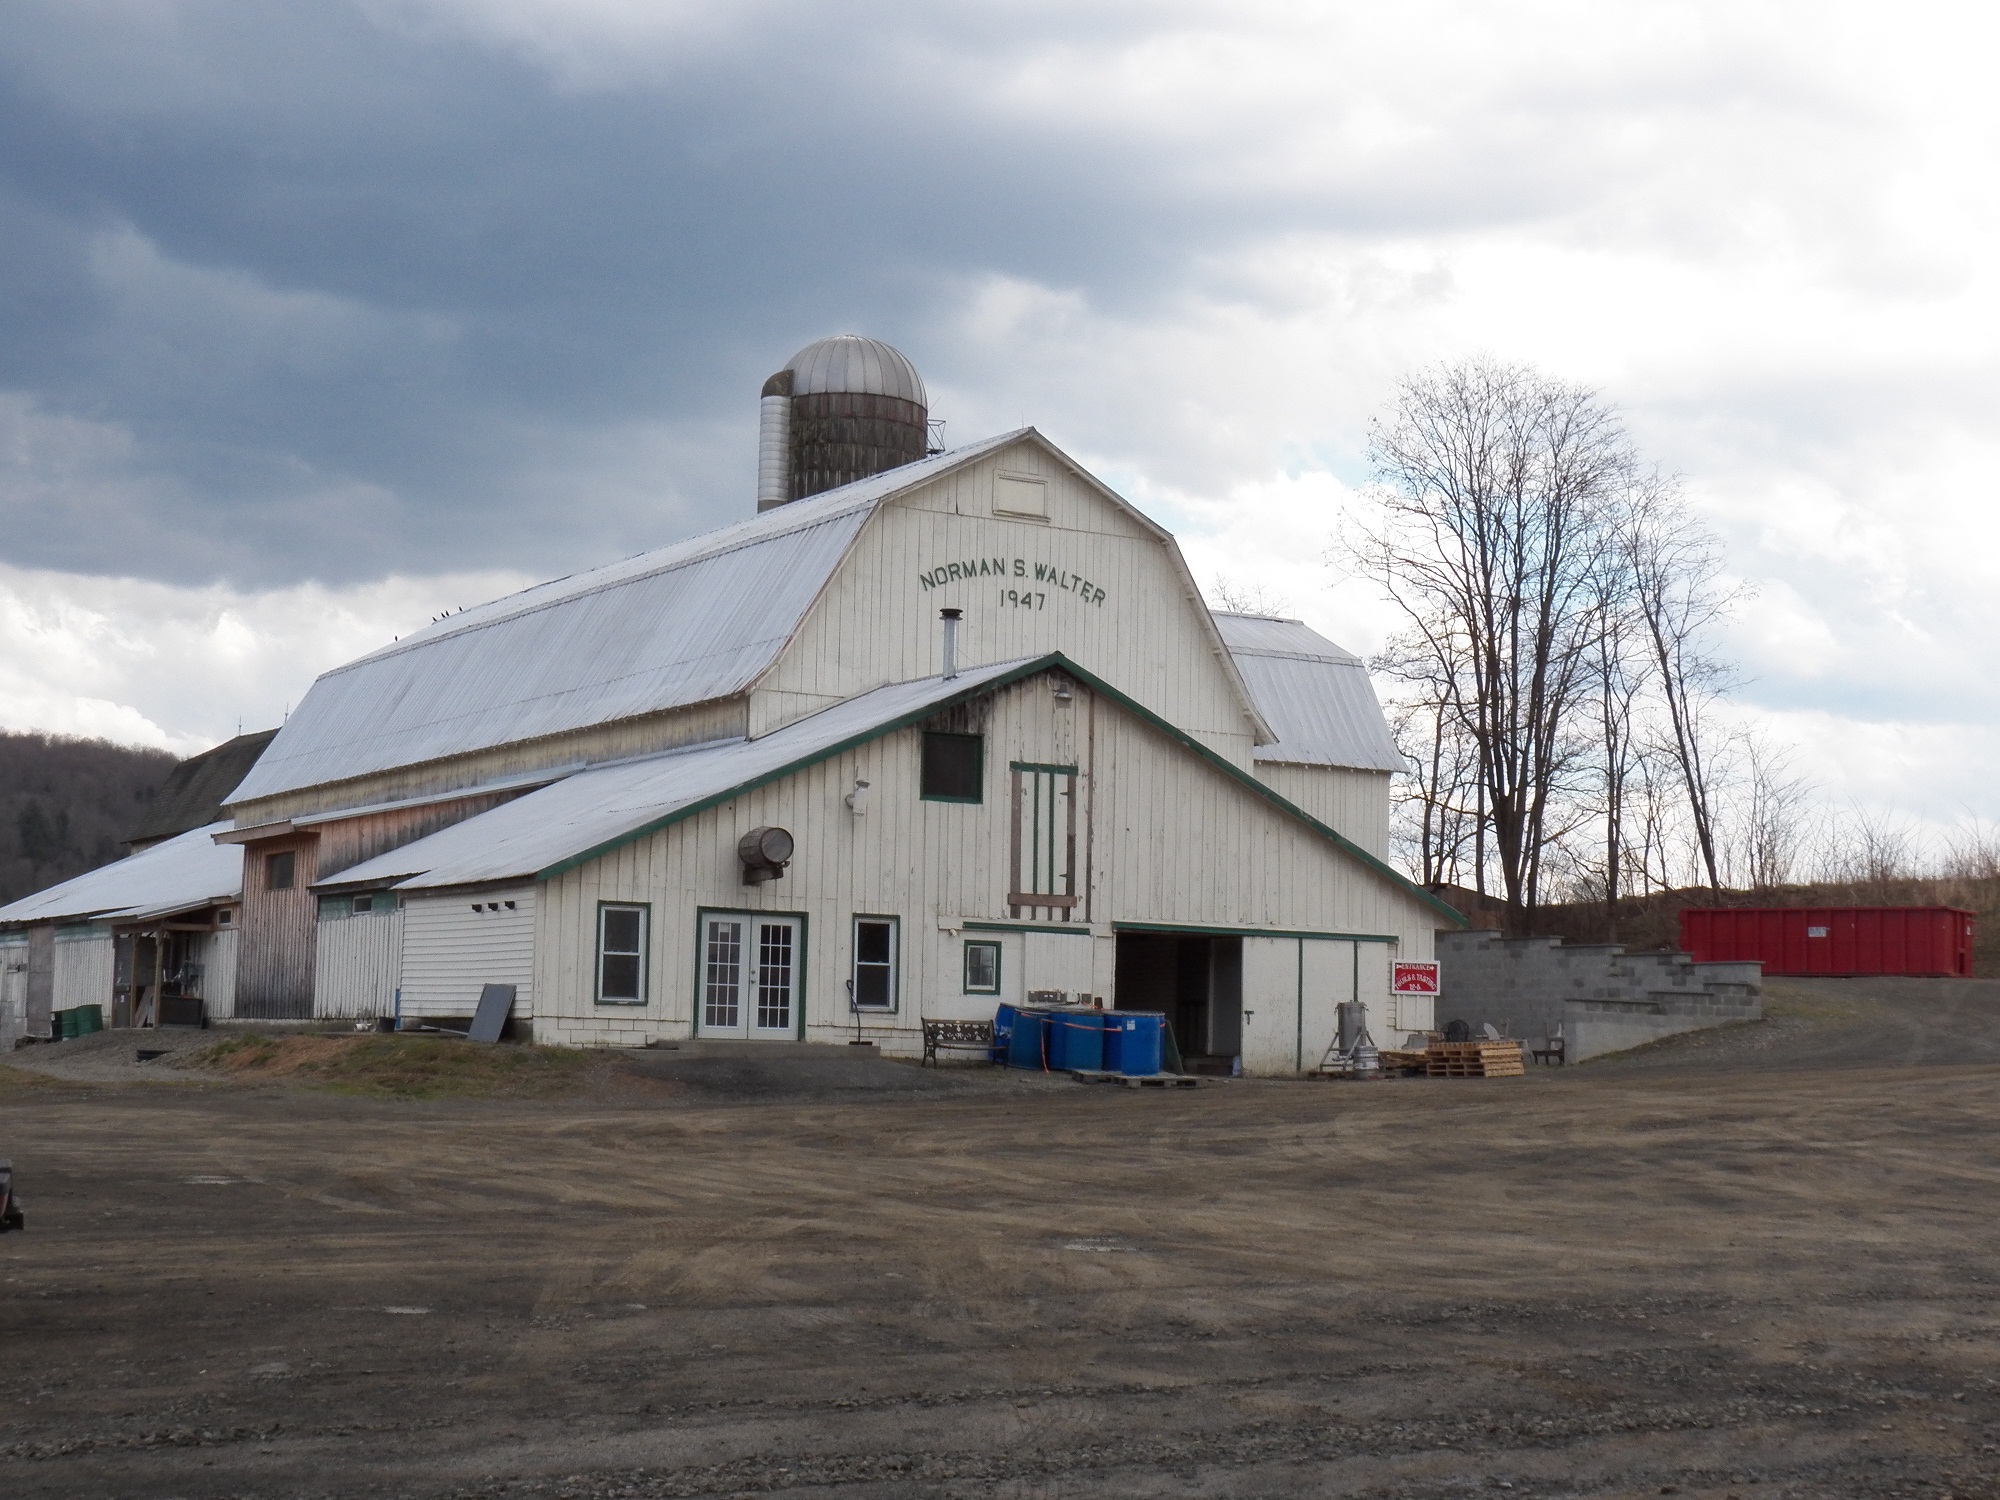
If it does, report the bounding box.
[1627,476,1737,892]
[1208,576,1292,617]
[1364,359,1628,927]
[1732,732,1814,890]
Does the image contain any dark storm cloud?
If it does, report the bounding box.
[0,1,1646,586]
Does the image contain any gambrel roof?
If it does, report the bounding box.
[228,429,1271,806]
[1213,613,1406,773]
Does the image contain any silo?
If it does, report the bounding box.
[757,336,930,510]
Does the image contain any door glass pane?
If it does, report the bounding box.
[705,919,742,1029]
[757,922,793,1031]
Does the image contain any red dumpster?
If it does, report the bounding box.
[1678,907,1973,978]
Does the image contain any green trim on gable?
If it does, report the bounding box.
[1114,921,1401,944]
[534,651,1466,928]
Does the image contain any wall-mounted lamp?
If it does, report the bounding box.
[738,825,795,885]
[844,778,871,815]
[1051,678,1073,702]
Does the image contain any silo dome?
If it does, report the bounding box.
[784,335,928,407]
[756,335,931,510]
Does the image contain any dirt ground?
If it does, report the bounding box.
[3,981,1999,1499]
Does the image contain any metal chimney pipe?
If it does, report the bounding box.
[940,608,961,680]
[756,369,794,512]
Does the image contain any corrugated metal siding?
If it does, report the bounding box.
[314,906,404,1018]
[1680,907,1974,977]
[52,927,114,1011]
[228,435,1025,806]
[532,674,1431,1066]
[1212,614,1405,772]
[399,889,535,1019]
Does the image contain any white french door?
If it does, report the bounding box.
[700,914,802,1039]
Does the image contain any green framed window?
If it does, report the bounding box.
[920,731,984,802]
[852,914,899,1011]
[596,902,649,1006]
[963,939,1002,995]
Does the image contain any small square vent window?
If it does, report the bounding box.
[994,473,1048,518]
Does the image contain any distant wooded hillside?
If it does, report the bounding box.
[0,732,179,907]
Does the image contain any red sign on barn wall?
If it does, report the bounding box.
[1392,961,1440,995]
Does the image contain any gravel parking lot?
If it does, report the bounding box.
[3,981,1998,1498]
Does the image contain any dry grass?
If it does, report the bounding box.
[0,1060,64,1093]
[193,1032,599,1100]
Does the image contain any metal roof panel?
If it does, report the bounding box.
[227,432,1024,805]
[1212,613,1404,772]
[0,824,241,926]
[327,659,1037,891]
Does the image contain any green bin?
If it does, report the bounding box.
[55,1008,76,1039]
[77,1004,103,1035]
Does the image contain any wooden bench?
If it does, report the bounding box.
[922,1019,996,1067]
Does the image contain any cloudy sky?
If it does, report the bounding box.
[2,1,1995,842]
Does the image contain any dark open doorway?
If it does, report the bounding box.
[1113,931,1242,1075]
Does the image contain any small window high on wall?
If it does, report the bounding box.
[265,851,295,891]
[921,732,983,802]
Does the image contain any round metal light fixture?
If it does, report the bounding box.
[737,826,795,885]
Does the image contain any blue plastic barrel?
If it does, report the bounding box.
[1113,1013,1165,1076]
[991,1002,1019,1063]
[1046,1010,1105,1072]
[1006,1010,1048,1070]
[1101,1016,1126,1074]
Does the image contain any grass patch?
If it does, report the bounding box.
[0,1061,63,1093]
[193,1033,597,1100]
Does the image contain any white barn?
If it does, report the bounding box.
[54,336,1454,1070]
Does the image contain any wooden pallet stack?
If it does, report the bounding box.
[1425,1040,1525,1079]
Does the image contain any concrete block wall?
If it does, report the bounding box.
[1437,930,1761,1062]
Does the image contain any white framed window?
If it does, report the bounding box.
[597,902,649,1006]
[852,915,898,1011]
[964,939,1001,995]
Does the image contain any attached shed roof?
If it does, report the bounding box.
[0,823,241,926]
[1212,613,1405,773]
[325,659,1037,891]
[324,653,1463,926]
[127,730,277,847]
[226,432,1027,807]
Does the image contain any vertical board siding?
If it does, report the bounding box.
[314,907,405,1018]
[534,671,1435,1068]
[751,443,1260,764]
[0,934,26,1051]
[26,922,54,1036]
[1251,765,1392,859]
[234,835,320,1018]
[400,890,535,1019]
[52,929,115,1012]
[199,929,240,1019]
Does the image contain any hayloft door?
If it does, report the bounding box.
[699,913,802,1039]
